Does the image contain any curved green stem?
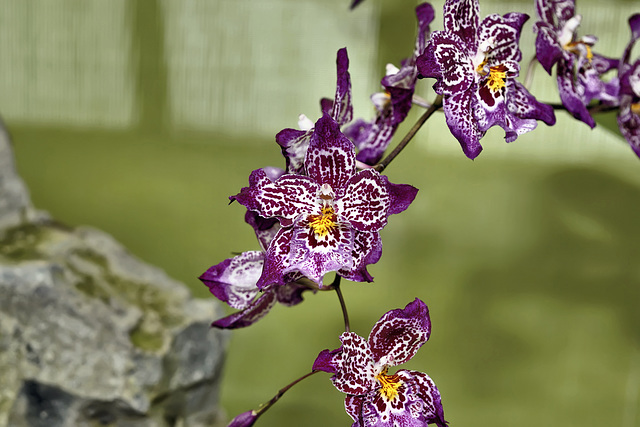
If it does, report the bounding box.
[374,94,443,173]
[253,370,320,419]
[524,54,538,90]
[328,274,350,333]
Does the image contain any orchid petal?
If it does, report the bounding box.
[337,169,390,232]
[199,251,263,310]
[369,298,431,367]
[211,291,277,329]
[305,114,356,193]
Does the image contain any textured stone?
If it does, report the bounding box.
[0,123,228,426]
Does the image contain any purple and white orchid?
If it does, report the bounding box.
[417,0,555,159]
[533,0,618,128]
[345,3,435,166]
[232,114,418,287]
[200,170,315,329]
[313,298,447,427]
[617,14,640,158]
[277,48,353,175]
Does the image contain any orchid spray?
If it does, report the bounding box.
[203,0,640,425]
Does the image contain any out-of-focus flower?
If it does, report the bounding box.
[617,14,640,158]
[417,0,555,159]
[227,410,258,427]
[232,114,418,287]
[345,3,435,166]
[313,299,447,427]
[200,169,315,329]
[533,0,618,127]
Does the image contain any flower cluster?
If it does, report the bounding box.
[313,299,446,427]
[202,0,640,425]
[416,0,555,158]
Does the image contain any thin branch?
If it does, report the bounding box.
[374,94,443,173]
[328,274,350,333]
[254,370,320,418]
[524,54,538,90]
[549,102,619,114]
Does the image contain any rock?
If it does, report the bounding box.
[0,123,228,426]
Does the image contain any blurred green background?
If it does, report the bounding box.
[3,0,640,426]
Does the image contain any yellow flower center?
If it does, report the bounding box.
[376,368,402,401]
[307,206,337,237]
[485,64,508,92]
[631,102,640,116]
[565,41,593,62]
[476,58,488,75]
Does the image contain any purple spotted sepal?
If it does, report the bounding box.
[533,0,618,128]
[277,47,353,174]
[617,14,640,158]
[416,0,555,159]
[199,251,311,329]
[313,299,447,427]
[200,178,314,329]
[346,3,435,166]
[232,114,418,287]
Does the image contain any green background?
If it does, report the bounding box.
[4,0,640,426]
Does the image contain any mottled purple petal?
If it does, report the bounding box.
[313,346,342,374]
[199,251,263,310]
[443,0,479,55]
[244,210,280,251]
[338,231,382,283]
[212,290,277,329]
[416,42,441,81]
[475,79,510,133]
[618,61,640,158]
[443,90,484,159]
[428,32,475,95]
[591,53,619,75]
[533,22,564,74]
[383,78,416,126]
[415,2,436,55]
[345,394,366,426]
[479,13,528,63]
[369,299,431,367]
[557,62,596,128]
[276,128,312,174]
[382,175,419,216]
[319,332,376,395]
[535,0,555,26]
[349,117,397,166]
[232,170,319,227]
[397,370,447,427]
[618,102,640,158]
[507,80,556,126]
[321,98,334,117]
[332,47,354,126]
[286,220,355,285]
[306,114,356,193]
[257,227,293,289]
[274,281,313,306]
[337,169,390,232]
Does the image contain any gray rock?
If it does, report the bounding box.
[0,124,228,426]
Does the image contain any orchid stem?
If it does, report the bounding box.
[524,54,538,90]
[549,102,619,114]
[254,370,320,418]
[330,274,350,333]
[374,94,443,173]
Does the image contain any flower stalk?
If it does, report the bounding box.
[374,94,443,173]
